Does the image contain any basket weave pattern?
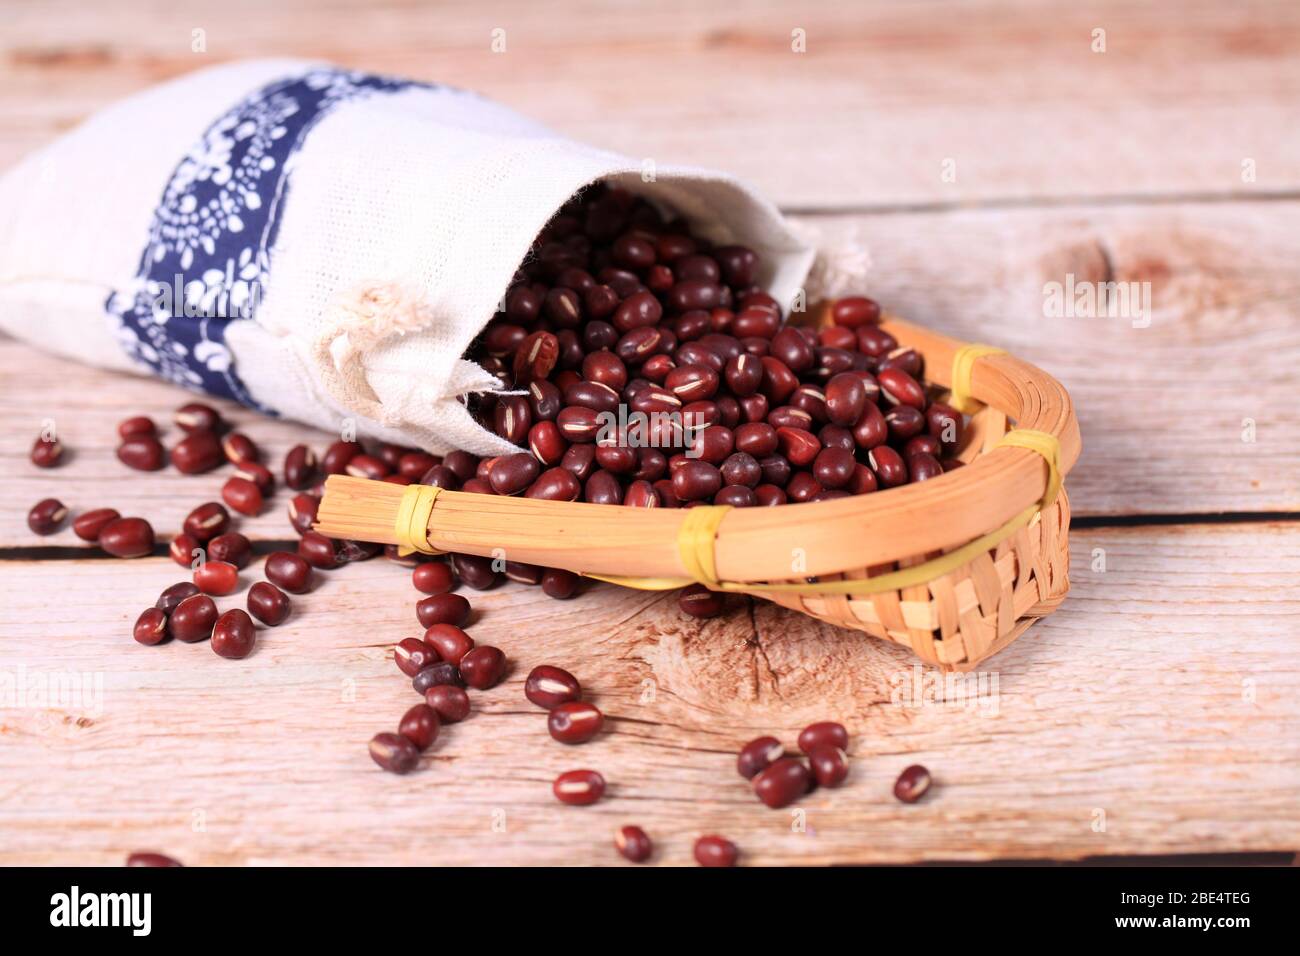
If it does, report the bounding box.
[316,312,1081,672]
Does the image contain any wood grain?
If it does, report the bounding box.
[0,523,1295,865]
[2,0,1299,207]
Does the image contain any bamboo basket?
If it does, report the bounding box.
[317,308,1080,671]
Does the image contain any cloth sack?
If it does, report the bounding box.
[0,59,845,456]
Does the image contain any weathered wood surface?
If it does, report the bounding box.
[0,523,1296,866]
[2,0,1299,207]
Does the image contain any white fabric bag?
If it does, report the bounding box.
[0,59,823,455]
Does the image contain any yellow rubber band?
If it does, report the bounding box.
[998,429,1062,509]
[947,344,1004,415]
[394,484,442,556]
[584,429,1062,598]
[677,505,732,586]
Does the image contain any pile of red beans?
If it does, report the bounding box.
[459,182,965,514]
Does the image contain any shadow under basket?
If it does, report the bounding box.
[317,309,1081,671]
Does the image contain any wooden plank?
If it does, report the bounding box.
[2,0,1299,207]
[0,522,1295,865]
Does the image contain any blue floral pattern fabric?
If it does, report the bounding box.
[106,67,419,411]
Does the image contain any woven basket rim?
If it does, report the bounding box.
[315,311,1081,583]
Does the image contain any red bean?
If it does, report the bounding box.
[614,825,652,863]
[344,454,389,481]
[412,561,455,595]
[133,607,168,646]
[99,516,154,557]
[247,581,291,626]
[25,502,66,538]
[126,851,181,867]
[831,295,881,328]
[398,703,440,751]
[894,764,932,803]
[369,732,419,774]
[694,835,739,867]
[221,476,263,516]
[541,568,579,599]
[548,701,603,744]
[221,432,259,464]
[422,623,474,664]
[194,560,238,596]
[182,502,229,542]
[265,551,312,593]
[30,436,63,468]
[67,507,117,542]
[525,467,581,501]
[867,445,908,488]
[525,665,582,709]
[797,721,849,754]
[116,436,165,471]
[553,769,606,806]
[737,736,784,779]
[877,367,926,409]
[812,447,856,489]
[425,685,471,723]
[175,402,221,434]
[513,330,560,383]
[321,440,363,475]
[777,427,820,467]
[679,584,723,618]
[413,662,464,693]
[284,444,318,490]
[168,534,199,568]
[288,493,319,536]
[117,416,156,440]
[672,460,722,501]
[415,593,472,630]
[753,757,812,808]
[808,745,849,788]
[451,553,501,590]
[234,461,275,494]
[156,582,200,614]
[211,608,256,659]
[171,430,223,474]
[298,531,342,570]
[395,637,440,677]
[207,532,252,569]
[460,646,507,689]
[528,422,568,466]
[169,594,218,643]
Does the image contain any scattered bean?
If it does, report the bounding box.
[525,665,582,709]
[553,769,605,806]
[753,757,812,809]
[168,594,218,643]
[737,736,784,780]
[398,703,440,751]
[797,721,849,754]
[369,732,419,774]
[211,608,256,659]
[425,685,471,723]
[459,645,507,689]
[893,764,932,803]
[133,607,168,646]
[694,835,738,867]
[99,516,154,557]
[247,581,291,626]
[808,745,849,788]
[548,701,603,744]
